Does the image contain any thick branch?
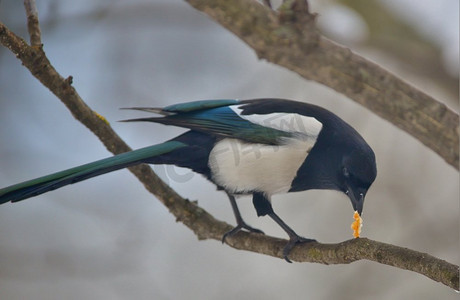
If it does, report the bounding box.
[185,0,459,169]
[0,11,458,291]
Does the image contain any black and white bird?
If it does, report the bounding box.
[0,99,377,261]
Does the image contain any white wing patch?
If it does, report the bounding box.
[209,138,315,196]
[208,105,323,196]
[230,106,323,137]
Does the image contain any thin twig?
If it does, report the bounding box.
[23,0,42,46]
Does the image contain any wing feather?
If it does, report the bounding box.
[121,100,293,145]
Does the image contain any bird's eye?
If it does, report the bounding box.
[343,167,350,178]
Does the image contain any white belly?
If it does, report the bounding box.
[208,138,314,196]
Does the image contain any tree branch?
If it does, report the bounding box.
[23,0,42,46]
[0,3,458,291]
[185,0,459,170]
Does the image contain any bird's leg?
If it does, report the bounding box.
[268,212,316,263]
[222,193,264,243]
[251,192,316,262]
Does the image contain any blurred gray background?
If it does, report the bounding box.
[0,0,458,299]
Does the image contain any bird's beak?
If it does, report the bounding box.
[347,188,366,215]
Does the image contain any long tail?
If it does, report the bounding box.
[0,141,186,204]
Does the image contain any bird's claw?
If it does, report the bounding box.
[283,236,317,263]
[222,223,264,243]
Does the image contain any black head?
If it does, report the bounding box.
[339,147,376,215]
[290,129,377,215]
[287,105,377,215]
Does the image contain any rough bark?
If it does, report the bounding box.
[185,0,459,169]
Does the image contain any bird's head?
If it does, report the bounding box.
[339,148,377,215]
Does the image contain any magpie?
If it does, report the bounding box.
[0,99,377,262]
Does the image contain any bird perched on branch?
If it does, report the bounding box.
[0,99,377,262]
